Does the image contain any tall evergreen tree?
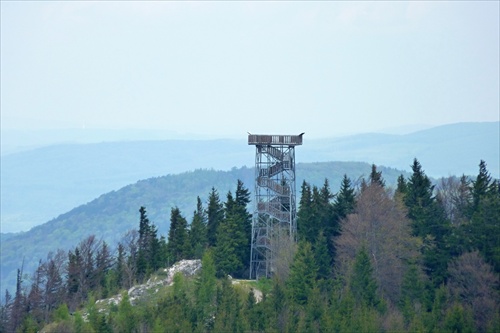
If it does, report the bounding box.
[314,230,331,281]
[369,164,385,187]
[95,241,113,297]
[234,180,252,269]
[318,178,339,266]
[9,268,25,332]
[214,192,247,277]
[206,187,224,248]
[166,207,189,264]
[66,248,82,310]
[331,174,356,265]
[286,241,318,306]
[350,246,379,307]
[189,196,208,259]
[136,206,151,278]
[333,175,356,222]
[470,160,492,215]
[396,174,408,198]
[405,158,451,285]
[297,181,313,242]
[194,251,217,331]
[42,253,65,322]
[468,166,500,271]
[214,278,245,333]
[115,243,126,290]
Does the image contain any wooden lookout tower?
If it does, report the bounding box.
[248,133,303,279]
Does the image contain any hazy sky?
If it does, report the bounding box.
[1,1,499,139]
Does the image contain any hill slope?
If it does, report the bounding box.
[1,122,497,233]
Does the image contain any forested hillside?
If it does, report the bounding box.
[0,161,405,309]
[1,159,498,332]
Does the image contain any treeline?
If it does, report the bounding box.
[1,159,499,332]
[0,180,253,332]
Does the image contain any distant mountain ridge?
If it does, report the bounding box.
[1,121,498,233]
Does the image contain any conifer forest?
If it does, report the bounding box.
[1,159,499,333]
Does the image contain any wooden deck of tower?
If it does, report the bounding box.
[248,134,303,146]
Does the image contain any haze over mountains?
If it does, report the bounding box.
[1,122,498,234]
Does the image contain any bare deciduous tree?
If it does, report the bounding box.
[436,176,471,225]
[120,229,139,289]
[271,225,297,282]
[336,184,421,304]
[447,251,499,332]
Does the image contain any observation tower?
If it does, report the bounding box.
[248,133,303,279]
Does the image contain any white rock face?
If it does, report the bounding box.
[96,259,202,307]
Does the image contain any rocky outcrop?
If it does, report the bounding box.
[96,259,201,308]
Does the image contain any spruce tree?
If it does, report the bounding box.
[314,230,331,281]
[286,241,318,306]
[166,207,189,264]
[470,160,492,215]
[350,246,378,307]
[194,251,217,331]
[405,158,451,285]
[189,196,208,259]
[333,175,356,221]
[234,180,252,269]
[214,192,247,277]
[396,174,408,198]
[297,181,313,242]
[331,175,356,265]
[136,206,151,278]
[206,187,224,248]
[369,164,385,187]
[319,179,340,266]
[469,178,500,272]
